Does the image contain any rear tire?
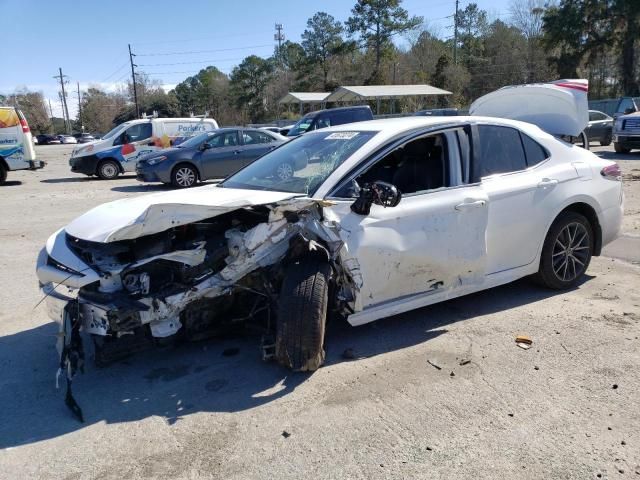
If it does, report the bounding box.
[600,133,612,146]
[614,143,631,154]
[533,211,593,290]
[97,159,120,180]
[276,257,330,372]
[0,164,6,184]
[171,164,198,188]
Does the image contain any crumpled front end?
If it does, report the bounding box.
[36,198,362,368]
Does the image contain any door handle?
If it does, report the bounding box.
[233,150,241,155]
[455,200,486,211]
[537,178,558,188]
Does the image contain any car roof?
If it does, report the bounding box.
[318,115,553,141]
[304,105,371,117]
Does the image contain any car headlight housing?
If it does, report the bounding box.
[146,155,167,166]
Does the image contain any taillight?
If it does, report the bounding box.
[17,110,30,133]
[601,163,622,181]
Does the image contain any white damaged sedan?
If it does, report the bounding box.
[37,83,623,399]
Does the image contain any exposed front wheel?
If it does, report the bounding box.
[0,164,6,184]
[276,257,331,372]
[614,143,631,154]
[171,164,198,188]
[533,212,593,289]
[97,160,120,180]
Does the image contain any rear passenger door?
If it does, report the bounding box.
[239,130,279,166]
[473,124,574,274]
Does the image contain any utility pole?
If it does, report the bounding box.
[53,67,71,133]
[128,43,139,118]
[76,82,83,132]
[274,23,284,56]
[48,99,54,132]
[453,0,459,65]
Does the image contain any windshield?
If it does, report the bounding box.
[287,115,315,136]
[102,122,130,140]
[222,130,377,195]
[177,132,212,149]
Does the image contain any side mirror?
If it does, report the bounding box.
[350,180,402,215]
[199,142,210,151]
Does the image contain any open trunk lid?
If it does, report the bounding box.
[470,79,589,137]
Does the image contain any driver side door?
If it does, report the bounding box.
[325,128,489,319]
[198,130,243,179]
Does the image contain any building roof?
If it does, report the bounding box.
[279,92,330,104]
[324,84,451,102]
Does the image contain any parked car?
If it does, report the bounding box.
[36,80,623,403]
[414,108,459,116]
[35,134,61,145]
[613,110,640,153]
[286,106,373,137]
[583,110,613,146]
[588,96,639,118]
[0,106,44,184]
[69,117,219,179]
[58,134,78,144]
[136,127,287,188]
[73,133,98,143]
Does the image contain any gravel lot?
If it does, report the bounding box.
[1,143,639,479]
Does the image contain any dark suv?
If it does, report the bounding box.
[287,106,373,137]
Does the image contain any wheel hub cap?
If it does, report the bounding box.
[552,222,589,282]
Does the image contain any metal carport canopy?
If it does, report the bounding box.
[324,84,452,102]
[279,92,330,104]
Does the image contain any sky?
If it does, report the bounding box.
[0,0,512,118]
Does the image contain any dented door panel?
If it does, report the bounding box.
[326,185,489,309]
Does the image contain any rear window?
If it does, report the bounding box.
[474,125,527,181]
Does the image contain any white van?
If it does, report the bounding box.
[0,106,45,184]
[69,117,219,179]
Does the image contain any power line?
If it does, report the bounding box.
[129,44,139,118]
[101,60,130,82]
[138,57,246,67]
[135,44,273,57]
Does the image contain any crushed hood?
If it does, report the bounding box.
[470,79,589,137]
[65,184,301,243]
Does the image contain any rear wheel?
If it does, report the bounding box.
[97,160,120,180]
[0,164,6,184]
[614,143,631,153]
[600,133,612,146]
[533,212,593,289]
[276,257,330,372]
[171,164,198,188]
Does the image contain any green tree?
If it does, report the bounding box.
[5,89,51,134]
[346,0,422,83]
[230,55,274,122]
[172,66,230,121]
[80,87,127,133]
[301,12,346,90]
[455,3,489,66]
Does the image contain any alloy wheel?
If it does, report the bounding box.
[276,162,293,181]
[175,167,196,187]
[551,222,590,282]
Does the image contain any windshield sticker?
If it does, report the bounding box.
[325,132,359,140]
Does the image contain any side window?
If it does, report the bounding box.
[206,131,238,148]
[314,115,331,129]
[473,125,527,181]
[520,133,549,167]
[334,133,449,197]
[243,131,275,144]
[126,123,152,142]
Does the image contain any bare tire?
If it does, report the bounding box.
[533,211,593,290]
[614,143,631,154]
[600,133,612,146]
[171,164,198,188]
[276,257,330,372]
[0,164,6,184]
[97,160,120,180]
